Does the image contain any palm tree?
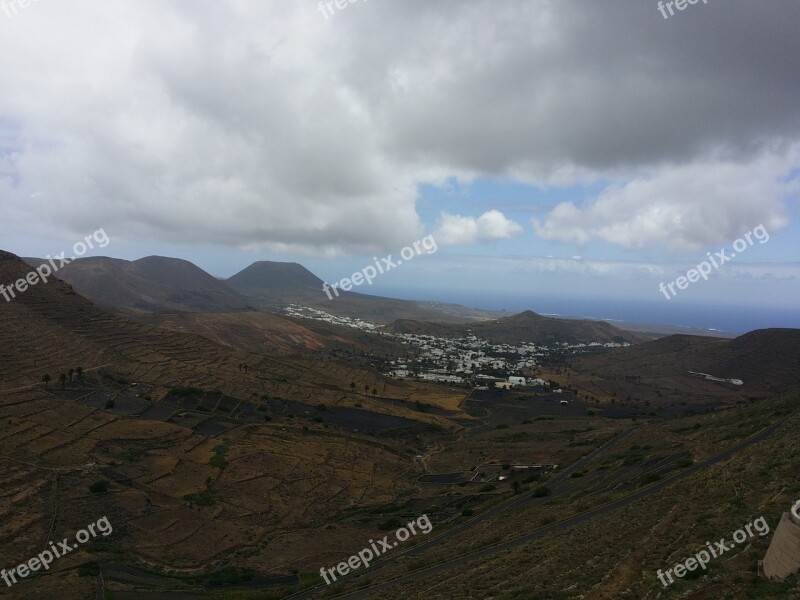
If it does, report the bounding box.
[42,374,51,389]
[59,373,67,389]
[68,368,74,384]
[76,367,83,381]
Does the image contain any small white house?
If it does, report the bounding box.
[508,376,526,386]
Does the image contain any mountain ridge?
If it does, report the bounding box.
[383,311,650,345]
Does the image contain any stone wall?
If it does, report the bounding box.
[763,504,800,581]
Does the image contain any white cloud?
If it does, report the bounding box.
[532,147,798,250]
[434,210,523,245]
[0,1,797,258]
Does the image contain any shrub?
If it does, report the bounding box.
[184,490,217,506]
[89,480,109,494]
[169,386,202,398]
[379,517,402,530]
[78,562,101,577]
[118,450,142,463]
[210,440,230,468]
[532,486,552,497]
[640,472,662,486]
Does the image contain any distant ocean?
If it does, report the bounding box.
[400,291,799,334]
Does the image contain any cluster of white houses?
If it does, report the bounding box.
[285,304,379,331]
[284,304,630,386]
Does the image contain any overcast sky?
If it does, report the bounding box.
[1,0,798,328]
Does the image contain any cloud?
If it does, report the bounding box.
[532,147,798,250]
[0,0,797,256]
[435,210,523,245]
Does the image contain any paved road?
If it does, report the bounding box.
[317,412,796,599]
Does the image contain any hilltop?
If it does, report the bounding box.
[226,259,504,324]
[37,254,503,324]
[383,309,649,345]
[32,255,253,314]
[226,260,324,296]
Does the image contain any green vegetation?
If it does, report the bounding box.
[117,449,143,463]
[205,566,255,586]
[169,386,203,398]
[639,472,662,486]
[89,480,109,494]
[378,517,403,530]
[210,439,231,468]
[78,562,101,577]
[184,489,217,506]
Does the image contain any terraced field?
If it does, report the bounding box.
[1,250,797,599]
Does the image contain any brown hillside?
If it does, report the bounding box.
[383,310,648,345]
[136,310,404,357]
[0,250,459,415]
[568,329,800,398]
[225,260,503,324]
[33,255,253,314]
